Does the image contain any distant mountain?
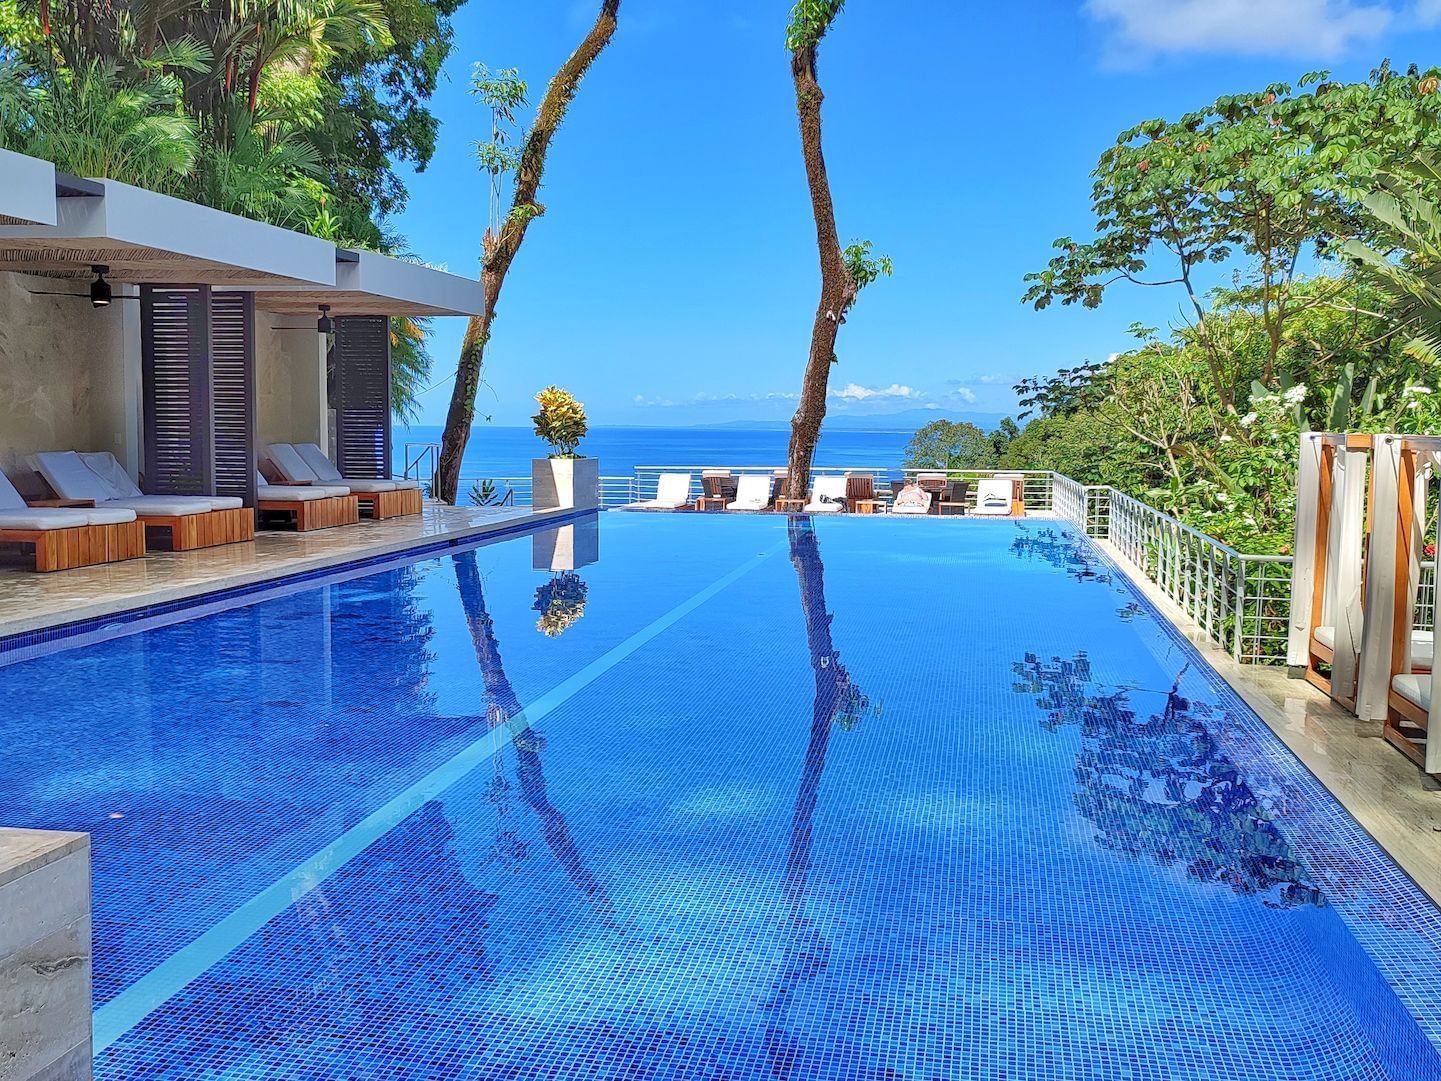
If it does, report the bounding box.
[713,408,1011,433]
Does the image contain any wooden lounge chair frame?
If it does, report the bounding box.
[257,494,360,532]
[0,519,146,572]
[357,488,423,520]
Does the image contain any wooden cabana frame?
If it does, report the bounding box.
[1383,435,1441,773]
[1288,432,1373,708]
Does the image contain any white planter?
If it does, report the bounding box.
[532,456,600,511]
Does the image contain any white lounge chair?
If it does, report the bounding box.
[972,477,1013,516]
[636,473,693,510]
[803,475,848,513]
[892,483,932,515]
[262,443,356,496]
[727,474,772,511]
[254,470,360,531]
[0,469,143,571]
[33,451,252,550]
[1315,625,1434,671]
[287,443,422,518]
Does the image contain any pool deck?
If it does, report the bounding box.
[1097,537,1441,906]
[0,503,576,639]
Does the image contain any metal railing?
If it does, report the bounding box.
[402,442,440,492]
[624,466,1058,508]
[1051,483,1294,664]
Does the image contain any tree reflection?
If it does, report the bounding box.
[1009,525,1113,585]
[454,550,616,926]
[1013,651,1323,910]
[764,517,871,1077]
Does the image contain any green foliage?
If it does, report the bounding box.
[468,478,502,506]
[844,239,893,293]
[785,0,846,51]
[904,420,998,472]
[471,64,528,119]
[532,386,588,458]
[390,315,433,426]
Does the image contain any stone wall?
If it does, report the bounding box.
[0,273,131,495]
[257,314,328,451]
[0,829,92,1081]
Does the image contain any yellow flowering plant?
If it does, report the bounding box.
[532,386,588,458]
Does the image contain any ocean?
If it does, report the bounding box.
[393,424,916,482]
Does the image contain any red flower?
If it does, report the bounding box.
[1426,543,1436,558]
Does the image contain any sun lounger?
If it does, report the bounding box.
[972,477,1013,516]
[291,443,423,519]
[804,475,848,514]
[636,473,692,510]
[892,483,931,515]
[33,451,253,551]
[1315,625,1433,671]
[254,470,360,531]
[727,474,773,511]
[0,470,144,571]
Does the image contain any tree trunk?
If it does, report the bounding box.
[784,41,857,502]
[435,0,621,504]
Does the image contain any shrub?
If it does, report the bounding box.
[532,385,588,458]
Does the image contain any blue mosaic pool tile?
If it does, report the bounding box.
[4,513,1441,1078]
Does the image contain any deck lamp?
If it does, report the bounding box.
[316,304,334,335]
[89,265,111,308]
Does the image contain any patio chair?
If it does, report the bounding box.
[33,451,253,551]
[938,480,970,516]
[846,473,877,513]
[254,471,360,532]
[727,473,773,511]
[636,472,693,510]
[973,477,1014,516]
[701,469,738,503]
[0,470,144,571]
[291,443,422,519]
[803,475,848,513]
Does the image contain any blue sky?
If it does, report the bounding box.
[394,0,1441,428]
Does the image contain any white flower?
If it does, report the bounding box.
[1240,412,1258,427]
[1219,434,1233,443]
[1404,385,1433,397]
[1282,385,1308,405]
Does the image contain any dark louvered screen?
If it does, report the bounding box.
[333,315,392,479]
[141,285,214,495]
[211,292,257,506]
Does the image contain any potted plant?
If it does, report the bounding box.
[530,385,599,510]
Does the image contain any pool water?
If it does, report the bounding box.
[3,513,1440,1079]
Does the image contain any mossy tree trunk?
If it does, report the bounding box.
[784,32,857,502]
[435,0,621,504]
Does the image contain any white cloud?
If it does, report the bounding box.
[632,395,674,408]
[831,383,918,402]
[953,387,978,404]
[1085,0,1392,60]
[1417,0,1441,24]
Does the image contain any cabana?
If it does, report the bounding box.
[1287,433,1375,708]
[1378,435,1441,772]
[0,151,483,555]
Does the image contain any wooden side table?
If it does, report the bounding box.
[776,497,807,513]
[695,495,727,512]
[854,500,880,515]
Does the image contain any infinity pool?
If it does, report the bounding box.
[3,513,1440,1079]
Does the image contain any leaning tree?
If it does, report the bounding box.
[435,0,621,504]
[783,0,889,499]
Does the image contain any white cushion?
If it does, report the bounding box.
[78,452,143,498]
[1316,625,1433,667]
[0,471,26,511]
[390,479,421,491]
[636,499,687,510]
[98,496,211,517]
[973,478,1012,516]
[334,479,398,494]
[258,484,330,503]
[294,443,345,483]
[654,473,692,506]
[34,451,116,502]
[804,476,847,512]
[1313,625,1336,651]
[84,507,139,525]
[1393,673,1432,712]
[728,475,771,509]
[0,508,96,530]
[266,443,320,484]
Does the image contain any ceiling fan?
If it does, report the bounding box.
[24,265,122,308]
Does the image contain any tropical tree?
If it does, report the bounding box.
[903,419,997,472]
[434,2,621,504]
[1023,64,1441,413]
[783,0,889,500]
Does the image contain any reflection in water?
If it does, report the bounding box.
[1010,525,1114,585]
[454,550,616,925]
[1013,651,1323,909]
[533,571,589,637]
[764,518,871,1077]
